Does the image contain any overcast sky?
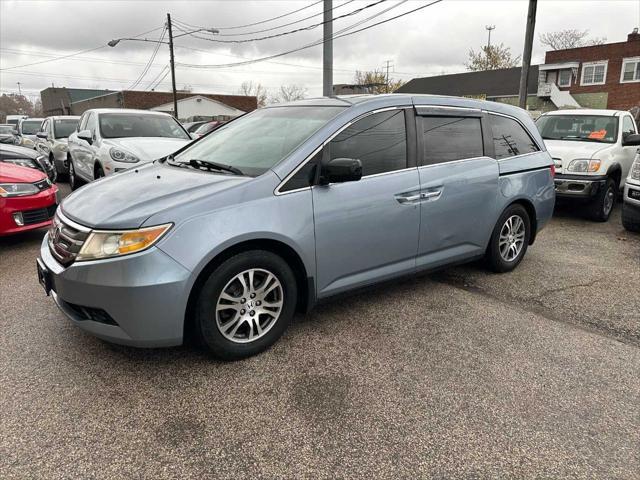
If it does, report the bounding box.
[1,0,638,103]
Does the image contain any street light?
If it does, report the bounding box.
[107,18,218,119]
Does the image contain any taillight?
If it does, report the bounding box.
[550,164,556,178]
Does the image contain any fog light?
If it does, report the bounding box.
[13,213,24,226]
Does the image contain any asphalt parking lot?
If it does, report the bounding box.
[1,183,639,479]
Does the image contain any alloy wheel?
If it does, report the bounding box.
[498,215,526,262]
[215,268,284,344]
[603,186,615,216]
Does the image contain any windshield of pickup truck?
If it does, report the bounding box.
[172,106,346,177]
[536,115,618,144]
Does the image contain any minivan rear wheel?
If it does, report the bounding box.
[485,204,531,273]
[194,250,297,360]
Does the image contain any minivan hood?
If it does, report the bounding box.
[106,137,190,162]
[61,162,251,229]
[543,139,611,161]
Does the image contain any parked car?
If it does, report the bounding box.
[5,114,28,128]
[0,124,20,145]
[0,162,58,236]
[67,109,192,189]
[536,109,640,221]
[182,121,207,133]
[34,116,80,176]
[0,144,56,181]
[193,120,225,137]
[37,95,554,359]
[622,150,640,232]
[17,117,44,149]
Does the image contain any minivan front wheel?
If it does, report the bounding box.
[486,204,531,273]
[195,250,297,360]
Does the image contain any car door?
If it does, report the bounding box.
[311,108,421,297]
[620,115,638,183]
[76,112,97,180]
[415,107,499,269]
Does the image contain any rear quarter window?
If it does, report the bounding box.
[490,114,539,160]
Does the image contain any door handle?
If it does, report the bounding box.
[395,193,421,204]
[421,191,442,200]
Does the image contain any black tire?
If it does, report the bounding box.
[485,204,531,273]
[194,250,297,360]
[68,155,84,191]
[622,203,640,232]
[53,153,68,182]
[589,177,616,222]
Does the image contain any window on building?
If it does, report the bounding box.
[558,69,572,87]
[581,61,608,86]
[419,116,484,165]
[490,114,539,160]
[329,110,407,177]
[620,57,640,83]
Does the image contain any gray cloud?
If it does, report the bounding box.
[1,0,637,99]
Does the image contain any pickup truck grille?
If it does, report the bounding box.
[48,213,90,266]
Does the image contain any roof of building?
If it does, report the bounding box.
[79,108,175,115]
[395,66,540,98]
[150,95,247,113]
[120,90,257,112]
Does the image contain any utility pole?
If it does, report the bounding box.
[485,25,496,49]
[166,13,178,119]
[518,0,537,109]
[16,82,22,96]
[384,60,394,93]
[322,0,333,97]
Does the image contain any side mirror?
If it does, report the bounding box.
[319,157,362,185]
[622,133,640,146]
[36,131,48,139]
[77,129,93,144]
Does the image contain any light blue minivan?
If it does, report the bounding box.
[38,95,555,359]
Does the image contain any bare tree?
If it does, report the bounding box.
[238,81,268,108]
[466,44,521,71]
[539,29,607,50]
[270,84,307,104]
[353,69,405,94]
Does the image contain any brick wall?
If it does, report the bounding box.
[545,31,640,110]
[121,91,257,113]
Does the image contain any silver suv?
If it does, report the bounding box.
[37,95,555,360]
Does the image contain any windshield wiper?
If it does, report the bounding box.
[188,159,244,175]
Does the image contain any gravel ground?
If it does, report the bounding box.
[1,184,639,479]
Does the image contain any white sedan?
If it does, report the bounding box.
[67,108,193,189]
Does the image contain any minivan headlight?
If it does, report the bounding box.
[631,157,640,181]
[76,224,172,261]
[109,147,139,163]
[567,158,601,173]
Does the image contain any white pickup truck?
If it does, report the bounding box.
[536,109,640,221]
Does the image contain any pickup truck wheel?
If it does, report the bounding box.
[486,204,531,273]
[194,250,297,360]
[68,157,84,190]
[589,177,616,222]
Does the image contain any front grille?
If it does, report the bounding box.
[21,204,57,225]
[48,213,90,266]
[65,302,118,325]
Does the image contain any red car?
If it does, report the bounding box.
[0,162,58,236]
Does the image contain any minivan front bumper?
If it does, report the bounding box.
[39,234,192,347]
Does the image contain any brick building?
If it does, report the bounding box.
[67,90,257,119]
[537,28,640,110]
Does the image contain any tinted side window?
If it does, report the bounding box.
[622,116,636,135]
[329,110,406,176]
[280,150,321,192]
[490,114,539,159]
[86,113,97,135]
[78,113,88,131]
[420,116,483,165]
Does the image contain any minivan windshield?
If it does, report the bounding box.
[536,114,618,144]
[99,113,190,140]
[173,106,346,177]
[21,120,43,135]
[53,119,79,138]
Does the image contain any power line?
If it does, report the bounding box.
[0,26,164,71]
[126,26,167,90]
[172,0,386,44]
[176,0,324,31]
[172,0,355,38]
[178,0,437,69]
